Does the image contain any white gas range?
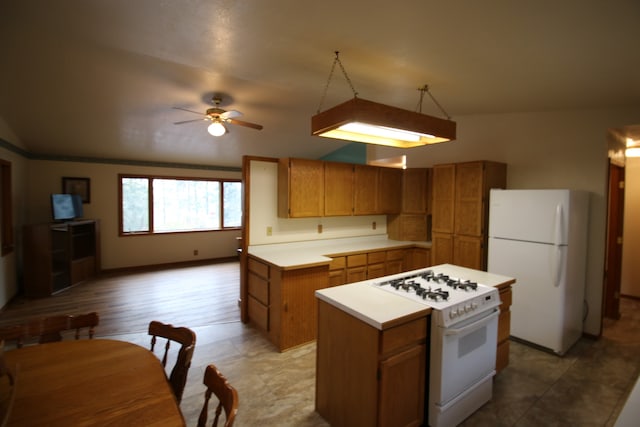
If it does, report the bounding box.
[371,265,501,427]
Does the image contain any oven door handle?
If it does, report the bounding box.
[443,308,500,336]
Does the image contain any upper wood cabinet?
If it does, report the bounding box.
[377,167,402,214]
[278,158,324,218]
[353,165,379,215]
[278,158,406,218]
[402,168,431,214]
[431,164,456,233]
[431,161,506,270]
[324,161,354,216]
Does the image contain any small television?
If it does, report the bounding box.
[51,194,83,221]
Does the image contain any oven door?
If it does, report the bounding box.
[430,307,500,406]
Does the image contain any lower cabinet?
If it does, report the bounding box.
[247,256,329,351]
[316,300,427,427]
[496,285,513,373]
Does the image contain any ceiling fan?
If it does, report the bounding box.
[173,96,263,136]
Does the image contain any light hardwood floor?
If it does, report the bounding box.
[1,261,638,426]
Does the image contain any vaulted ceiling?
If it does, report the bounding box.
[1,1,639,168]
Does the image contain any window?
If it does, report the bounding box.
[119,174,242,235]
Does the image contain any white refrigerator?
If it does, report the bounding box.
[487,189,589,355]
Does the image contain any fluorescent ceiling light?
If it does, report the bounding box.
[311,97,456,148]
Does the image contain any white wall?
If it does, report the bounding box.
[370,107,640,337]
[621,156,640,297]
[248,159,386,245]
[27,160,242,270]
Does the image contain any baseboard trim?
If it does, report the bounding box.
[99,256,239,276]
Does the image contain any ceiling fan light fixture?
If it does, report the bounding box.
[311,97,456,148]
[207,121,227,137]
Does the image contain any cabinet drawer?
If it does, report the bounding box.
[248,257,269,279]
[386,249,404,261]
[367,251,386,264]
[347,253,367,267]
[248,295,269,331]
[248,271,269,305]
[380,317,428,355]
[329,256,346,270]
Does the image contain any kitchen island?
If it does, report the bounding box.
[314,264,515,427]
[245,236,431,351]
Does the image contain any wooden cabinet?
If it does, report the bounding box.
[23,220,100,297]
[405,247,432,271]
[496,285,513,373]
[316,300,427,427]
[431,161,506,270]
[402,168,431,214]
[328,256,346,287]
[247,255,329,351]
[278,158,324,218]
[388,168,431,241]
[279,158,405,217]
[324,161,354,216]
[353,165,379,215]
[377,167,402,214]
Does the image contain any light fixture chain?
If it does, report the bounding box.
[418,84,451,120]
[317,51,358,113]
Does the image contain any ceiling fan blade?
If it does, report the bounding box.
[227,118,263,130]
[172,106,205,116]
[220,110,243,120]
[174,118,208,125]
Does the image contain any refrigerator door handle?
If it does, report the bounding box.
[552,204,563,287]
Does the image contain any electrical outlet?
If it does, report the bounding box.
[193,249,198,256]
[266,226,272,236]
[372,221,377,230]
[318,224,323,234]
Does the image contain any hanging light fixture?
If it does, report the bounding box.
[311,52,456,148]
[207,119,227,136]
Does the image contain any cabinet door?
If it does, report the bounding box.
[402,168,429,214]
[378,167,402,214]
[324,161,354,216]
[354,165,378,215]
[453,234,484,270]
[278,158,324,218]
[431,164,455,233]
[378,344,426,427]
[432,232,454,266]
[454,161,484,236]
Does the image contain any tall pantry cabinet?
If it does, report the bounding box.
[431,161,506,270]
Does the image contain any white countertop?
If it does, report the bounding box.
[248,235,430,269]
[316,264,515,330]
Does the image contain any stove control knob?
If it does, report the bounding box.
[471,302,479,310]
[449,310,456,319]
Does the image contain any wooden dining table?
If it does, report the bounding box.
[3,339,186,426]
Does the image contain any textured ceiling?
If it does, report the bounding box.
[1,0,639,168]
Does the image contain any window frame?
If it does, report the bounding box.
[118,173,242,236]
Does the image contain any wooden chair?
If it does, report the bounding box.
[197,364,238,427]
[0,312,99,349]
[148,320,196,404]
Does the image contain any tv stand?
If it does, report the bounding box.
[23,219,100,297]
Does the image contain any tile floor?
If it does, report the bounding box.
[105,298,640,426]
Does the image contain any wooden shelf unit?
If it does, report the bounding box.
[23,220,100,297]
